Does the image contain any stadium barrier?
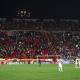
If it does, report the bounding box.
[0,58,70,64]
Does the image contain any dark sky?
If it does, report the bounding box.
[0,0,80,19]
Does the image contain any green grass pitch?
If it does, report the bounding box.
[0,64,80,80]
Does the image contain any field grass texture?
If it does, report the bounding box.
[0,64,80,80]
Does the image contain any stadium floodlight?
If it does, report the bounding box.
[17,8,30,18]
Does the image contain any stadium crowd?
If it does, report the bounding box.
[0,18,80,59]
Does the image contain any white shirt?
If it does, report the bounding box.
[57,59,63,67]
[75,58,79,64]
[78,59,80,65]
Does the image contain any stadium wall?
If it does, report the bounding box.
[0,58,70,64]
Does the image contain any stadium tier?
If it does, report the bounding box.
[0,18,80,64]
[0,18,80,31]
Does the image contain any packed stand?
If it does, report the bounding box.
[0,30,80,59]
